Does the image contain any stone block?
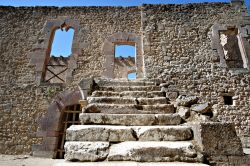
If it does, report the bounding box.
[177,106,190,119]
[64,142,109,161]
[66,125,136,142]
[80,113,182,126]
[135,126,192,141]
[176,96,199,107]
[66,125,192,142]
[190,103,212,115]
[166,92,179,100]
[107,141,201,162]
[84,103,175,114]
[78,77,94,90]
[192,122,244,156]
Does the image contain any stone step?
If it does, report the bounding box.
[94,78,156,87]
[53,161,209,166]
[65,141,109,162]
[97,86,161,92]
[66,125,192,142]
[64,141,203,163]
[84,103,175,114]
[87,97,169,105]
[91,91,165,98]
[107,141,202,162]
[80,113,182,126]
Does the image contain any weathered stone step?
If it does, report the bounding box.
[91,91,165,98]
[65,141,109,161]
[64,141,202,162]
[54,161,209,166]
[66,125,192,142]
[107,141,202,162]
[80,113,182,126]
[97,86,161,92]
[88,97,169,105]
[94,78,156,87]
[84,103,175,114]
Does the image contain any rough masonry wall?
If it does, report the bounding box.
[0,1,250,155]
[142,3,250,146]
[0,6,141,154]
[114,57,136,78]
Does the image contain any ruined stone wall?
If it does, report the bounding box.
[142,2,250,146]
[0,1,250,155]
[0,6,141,154]
[114,57,136,79]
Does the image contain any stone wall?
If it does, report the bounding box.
[0,0,250,156]
[114,57,136,79]
[142,2,250,147]
[0,6,141,155]
[45,56,69,83]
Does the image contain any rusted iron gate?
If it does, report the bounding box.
[56,104,81,159]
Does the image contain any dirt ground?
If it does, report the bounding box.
[0,155,63,166]
[0,150,249,166]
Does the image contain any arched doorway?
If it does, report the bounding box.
[32,90,82,158]
[55,104,81,159]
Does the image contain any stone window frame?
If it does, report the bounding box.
[211,23,250,69]
[29,17,80,85]
[102,32,144,78]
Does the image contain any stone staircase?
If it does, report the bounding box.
[62,78,209,166]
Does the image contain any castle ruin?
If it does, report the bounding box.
[0,0,250,165]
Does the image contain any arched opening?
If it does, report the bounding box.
[55,104,81,159]
[32,90,82,158]
[44,27,75,83]
[29,18,80,85]
[114,44,136,79]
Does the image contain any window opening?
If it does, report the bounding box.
[223,96,233,105]
[55,104,81,159]
[44,28,74,83]
[219,28,244,68]
[115,45,135,58]
[114,44,136,79]
[51,28,74,57]
[128,72,136,80]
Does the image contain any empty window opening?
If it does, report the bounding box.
[51,28,74,57]
[55,104,81,159]
[128,72,136,80]
[220,28,244,68]
[115,45,135,58]
[44,28,74,83]
[223,96,233,105]
[114,44,136,79]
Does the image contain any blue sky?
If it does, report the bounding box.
[51,29,74,57]
[115,45,135,58]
